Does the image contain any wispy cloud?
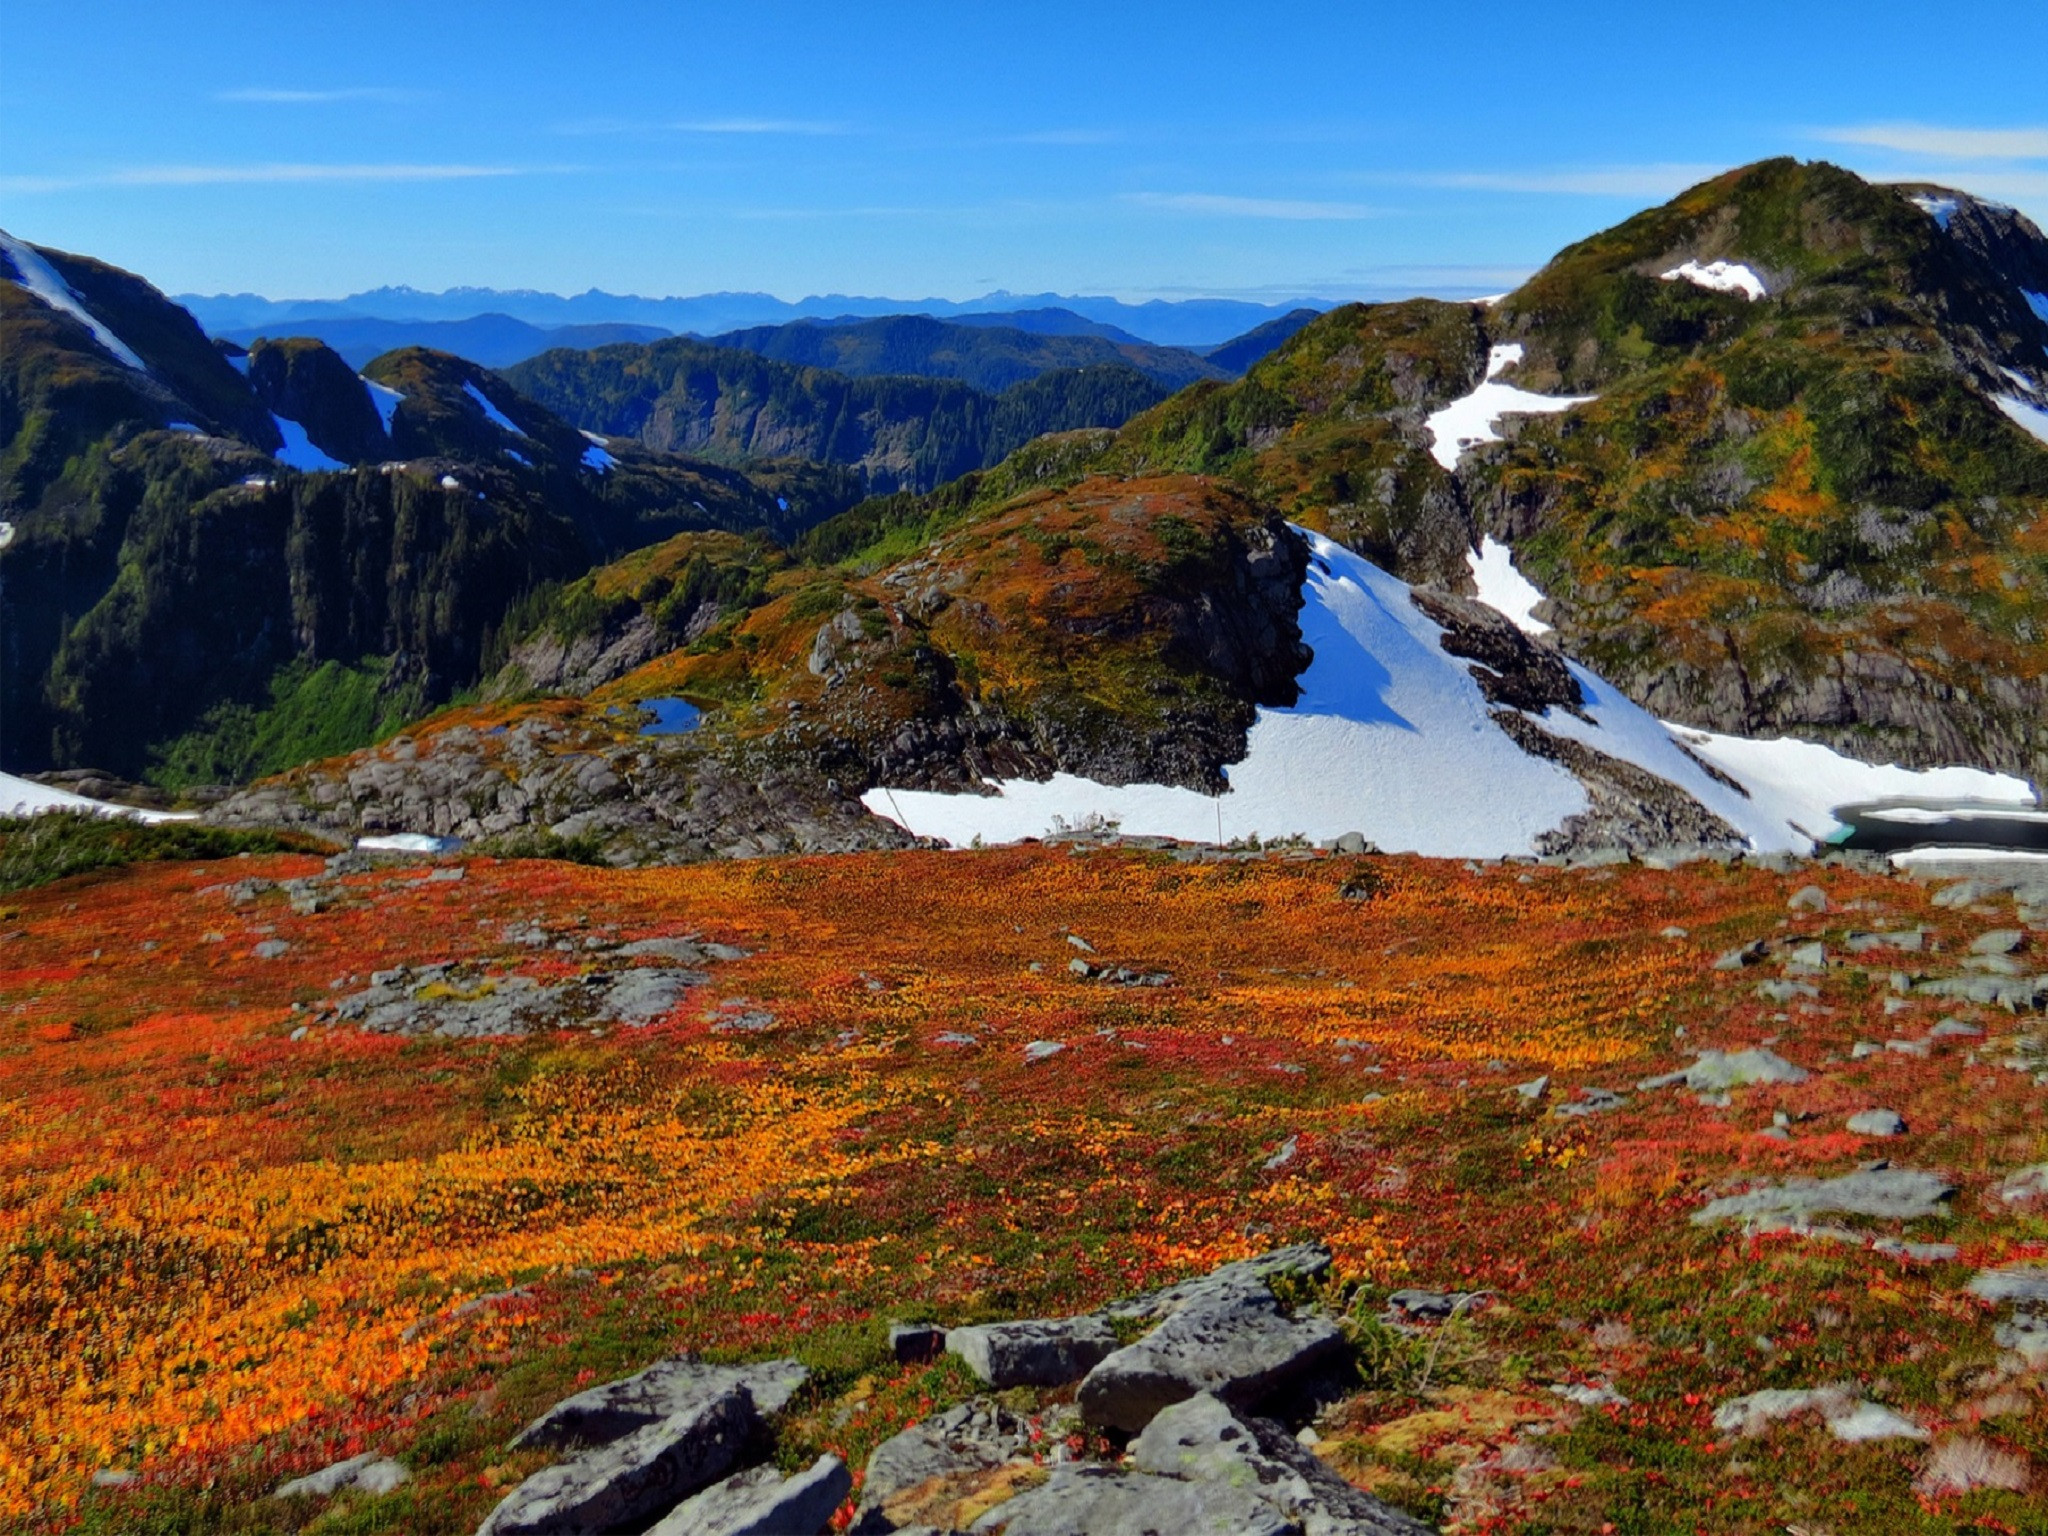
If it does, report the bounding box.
[0,163,540,193]
[1814,123,2048,160]
[215,87,425,105]
[1368,164,1725,198]
[670,118,847,136]
[554,115,849,138]
[1005,128,1121,146]
[1127,192,1379,220]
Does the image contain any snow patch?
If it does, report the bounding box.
[270,414,347,472]
[504,449,530,466]
[0,229,149,370]
[0,770,188,823]
[865,529,1592,856]
[580,439,617,473]
[2026,290,2048,325]
[439,474,463,490]
[1424,346,1594,471]
[1992,393,2048,447]
[1890,846,2048,867]
[1660,260,1767,301]
[463,381,527,437]
[362,379,404,433]
[1911,194,1959,230]
[1467,537,1551,634]
[1663,726,2032,847]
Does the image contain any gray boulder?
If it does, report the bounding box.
[649,1455,851,1536]
[1968,1265,2048,1306]
[512,1356,806,1451]
[273,1452,408,1499]
[1693,1167,1955,1227]
[965,1465,1296,1536]
[947,1318,1118,1388]
[859,1401,1035,1512]
[1846,1109,1909,1137]
[1640,1048,1808,1093]
[1131,1393,1431,1535]
[1079,1249,1345,1433]
[478,1385,756,1536]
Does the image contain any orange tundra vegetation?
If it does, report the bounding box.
[1,843,2044,1532]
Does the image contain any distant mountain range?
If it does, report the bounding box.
[177,286,1339,350]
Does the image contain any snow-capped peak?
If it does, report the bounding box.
[0,229,149,371]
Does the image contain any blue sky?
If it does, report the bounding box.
[3,0,2046,302]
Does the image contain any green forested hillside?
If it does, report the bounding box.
[704,312,1223,391]
[503,339,1169,493]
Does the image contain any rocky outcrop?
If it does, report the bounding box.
[208,719,917,864]
[1078,1244,1348,1434]
[484,1247,1431,1536]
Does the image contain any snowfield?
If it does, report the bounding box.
[363,378,405,433]
[1,229,150,371]
[270,414,347,472]
[863,530,2037,857]
[1467,537,1551,634]
[1660,260,1767,301]
[464,382,527,437]
[1911,194,1960,231]
[1425,345,1595,471]
[581,434,617,473]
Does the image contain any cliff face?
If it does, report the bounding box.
[0,236,853,783]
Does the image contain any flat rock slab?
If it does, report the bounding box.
[273,1452,408,1499]
[649,1454,851,1536]
[513,1356,806,1451]
[859,1401,1036,1512]
[336,963,705,1038]
[479,1385,755,1536]
[964,1465,1296,1536]
[948,1318,1118,1388]
[1969,1266,2048,1306]
[1692,1168,1955,1227]
[1713,1385,1926,1443]
[1131,1393,1432,1535]
[1641,1048,1808,1093]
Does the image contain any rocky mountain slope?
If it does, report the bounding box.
[209,161,2048,864]
[0,233,855,784]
